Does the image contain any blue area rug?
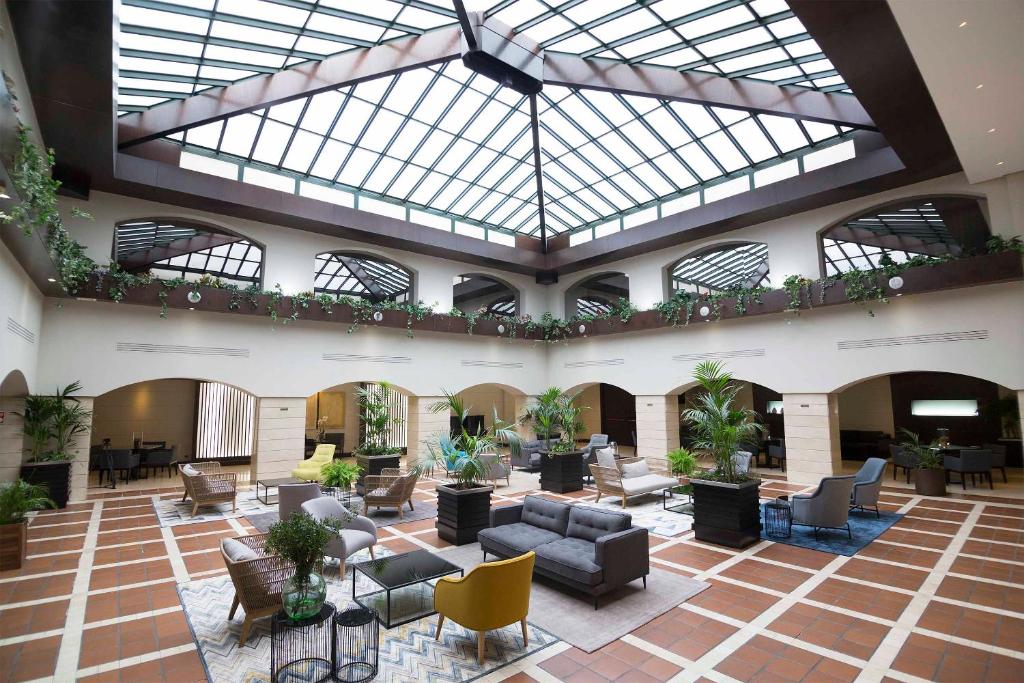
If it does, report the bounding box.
[760,505,903,556]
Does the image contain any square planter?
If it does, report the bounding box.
[539,450,584,493]
[435,484,492,545]
[354,454,402,496]
[0,521,28,570]
[20,461,72,509]
[915,468,946,496]
[691,478,761,549]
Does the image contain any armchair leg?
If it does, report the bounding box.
[477,631,486,664]
[191,502,199,517]
[595,491,602,502]
[369,545,375,559]
[642,576,647,589]
[520,618,528,645]
[229,594,240,619]
[434,614,445,640]
[408,499,414,511]
[239,615,253,646]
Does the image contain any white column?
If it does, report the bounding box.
[253,397,307,481]
[0,397,25,483]
[406,395,449,466]
[513,395,536,440]
[783,393,841,485]
[69,398,94,502]
[635,395,679,471]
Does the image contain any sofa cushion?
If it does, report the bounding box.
[533,537,603,586]
[478,523,563,557]
[566,506,631,543]
[222,538,258,562]
[595,448,617,469]
[620,460,650,479]
[181,464,201,477]
[621,474,678,496]
[520,496,571,535]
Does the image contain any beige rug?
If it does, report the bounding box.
[437,542,709,652]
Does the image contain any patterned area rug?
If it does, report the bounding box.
[577,492,693,537]
[247,499,438,533]
[153,490,272,528]
[178,547,559,683]
[759,505,904,556]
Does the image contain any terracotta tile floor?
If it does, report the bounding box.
[3,472,1024,681]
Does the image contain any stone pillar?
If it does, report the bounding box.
[253,397,307,481]
[782,393,841,485]
[0,397,25,483]
[69,397,93,502]
[513,395,536,441]
[635,395,679,471]
[406,396,449,466]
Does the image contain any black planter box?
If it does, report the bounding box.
[539,451,584,493]
[354,454,401,496]
[691,478,761,549]
[20,461,72,509]
[436,484,492,545]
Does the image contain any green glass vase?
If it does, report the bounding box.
[281,571,326,620]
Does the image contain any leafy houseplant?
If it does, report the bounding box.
[423,390,522,545]
[0,480,55,570]
[666,448,698,479]
[320,460,361,491]
[682,361,765,549]
[520,387,589,493]
[519,387,563,448]
[264,512,345,620]
[898,429,946,497]
[16,382,91,508]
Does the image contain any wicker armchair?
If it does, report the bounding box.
[180,462,238,516]
[590,457,677,509]
[363,468,419,518]
[221,533,294,645]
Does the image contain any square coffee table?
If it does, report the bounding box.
[256,477,303,505]
[351,549,463,628]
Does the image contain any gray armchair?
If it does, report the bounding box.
[300,497,378,574]
[732,451,753,475]
[945,450,993,490]
[850,458,887,517]
[279,482,322,521]
[890,443,918,483]
[509,439,546,471]
[791,475,856,539]
[766,444,786,471]
[982,443,1008,483]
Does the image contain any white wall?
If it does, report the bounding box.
[91,379,198,458]
[838,376,895,436]
[0,241,43,393]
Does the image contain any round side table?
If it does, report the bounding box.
[270,602,336,683]
[764,499,792,539]
[334,606,379,682]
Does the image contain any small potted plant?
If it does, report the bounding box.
[683,361,765,549]
[898,429,946,497]
[264,511,345,620]
[319,460,361,502]
[422,390,521,545]
[0,480,55,570]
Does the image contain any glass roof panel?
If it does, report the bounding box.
[314,252,412,302]
[670,242,770,295]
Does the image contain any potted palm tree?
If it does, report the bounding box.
[683,361,764,548]
[0,480,55,570]
[522,387,588,493]
[17,382,90,508]
[898,429,946,496]
[353,382,403,495]
[422,390,521,545]
[520,387,563,449]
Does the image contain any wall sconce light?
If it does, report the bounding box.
[888,275,904,290]
[497,324,506,334]
[372,311,384,322]
[578,324,586,334]
[698,305,711,317]
[187,291,202,304]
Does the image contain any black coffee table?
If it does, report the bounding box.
[351,549,463,628]
[256,477,303,505]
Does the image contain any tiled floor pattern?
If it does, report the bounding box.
[2,469,1024,681]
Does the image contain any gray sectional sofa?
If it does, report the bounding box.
[477,495,649,608]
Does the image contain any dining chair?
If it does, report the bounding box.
[982,443,1008,483]
[102,449,138,484]
[944,450,993,490]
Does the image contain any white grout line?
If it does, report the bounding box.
[83,605,183,630]
[481,641,571,682]
[162,525,191,584]
[52,499,102,679]
[0,628,64,648]
[72,642,197,678]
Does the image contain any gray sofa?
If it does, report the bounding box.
[478,495,649,609]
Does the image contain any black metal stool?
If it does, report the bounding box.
[764,499,792,538]
[334,606,379,682]
[270,602,336,683]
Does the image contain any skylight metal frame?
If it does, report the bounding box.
[314,252,413,302]
[669,242,770,294]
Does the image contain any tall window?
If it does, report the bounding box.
[669,243,770,295]
[358,383,407,450]
[195,382,256,460]
[314,252,412,303]
[115,219,262,287]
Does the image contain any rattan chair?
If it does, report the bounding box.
[221,533,294,645]
[180,462,238,516]
[590,457,677,509]
[363,468,419,518]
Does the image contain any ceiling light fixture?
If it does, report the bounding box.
[987,128,996,133]
[698,305,711,317]
[958,20,967,28]
[975,84,983,89]
[47,277,56,283]
[497,324,505,334]
[888,276,904,290]
[997,161,1005,166]
[372,311,384,322]
[187,291,202,304]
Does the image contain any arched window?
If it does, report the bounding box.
[453,274,519,317]
[314,252,412,303]
[566,273,628,317]
[668,243,770,296]
[577,295,614,316]
[114,219,263,287]
[820,197,990,276]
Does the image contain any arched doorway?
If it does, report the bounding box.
[567,382,637,453]
[0,370,30,483]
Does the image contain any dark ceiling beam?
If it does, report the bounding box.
[119,233,243,271]
[543,53,876,130]
[338,255,388,301]
[117,26,464,148]
[453,278,508,304]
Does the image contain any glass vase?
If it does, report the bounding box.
[282,571,327,621]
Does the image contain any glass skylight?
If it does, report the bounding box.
[114,219,262,286]
[314,252,412,302]
[453,274,518,316]
[117,0,458,112]
[669,242,770,294]
[476,0,850,93]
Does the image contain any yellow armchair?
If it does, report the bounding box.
[291,444,336,481]
[434,551,535,664]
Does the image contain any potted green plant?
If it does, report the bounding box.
[0,480,55,570]
[682,361,765,548]
[521,387,588,493]
[422,390,521,545]
[898,429,946,497]
[520,387,563,449]
[17,382,90,508]
[319,460,361,501]
[665,447,698,509]
[353,382,403,494]
[264,511,345,620]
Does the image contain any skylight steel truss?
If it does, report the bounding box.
[314,252,412,302]
[486,296,517,316]
[482,0,849,93]
[117,0,458,112]
[577,295,613,317]
[821,202,958,276]
[670,242,770,294]
[114,219,263,285]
